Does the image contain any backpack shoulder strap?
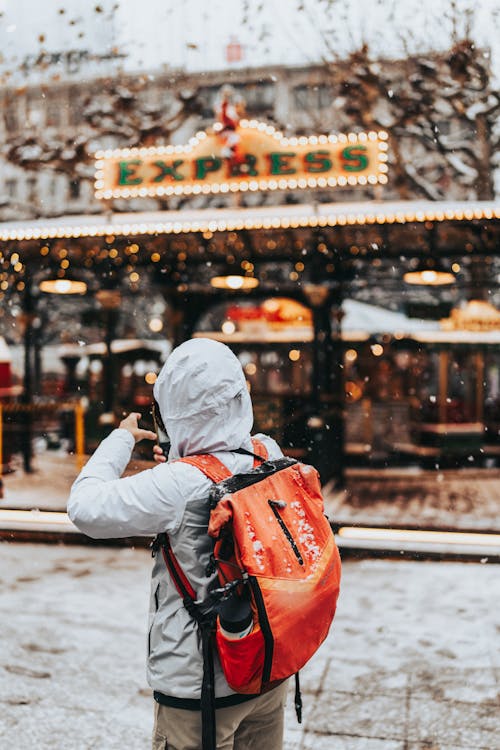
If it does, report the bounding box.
[178,437,268,480]
[251,437,268,463]
[160,533,197,603]
[234,437,268,466]
[178,454,232,483]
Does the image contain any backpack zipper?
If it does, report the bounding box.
[268,500,304,566]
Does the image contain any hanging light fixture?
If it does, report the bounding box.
[403,259,455,286]
[210,275,259,290]
[39,278,87,294]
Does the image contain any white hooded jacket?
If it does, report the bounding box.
[68,338,282,700]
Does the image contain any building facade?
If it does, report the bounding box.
[1,41,497,224]
[1,44,500,478]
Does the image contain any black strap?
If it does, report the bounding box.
[201,623,217,750]
[154,691,259,711]
[294,672,302,724]
[159,535,217,750]
[233,447,266,462]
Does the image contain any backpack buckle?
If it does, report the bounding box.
[150,534,164,558]
[205,553,217,577]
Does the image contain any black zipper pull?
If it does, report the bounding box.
[268,500,304,565]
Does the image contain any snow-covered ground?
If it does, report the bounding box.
[0,543,498,749]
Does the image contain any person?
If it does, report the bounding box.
[67,338,288,750]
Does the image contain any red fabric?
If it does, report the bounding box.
[179,438,268,480]
[0,362,11,388]
[220,99,237,130]
[215,625,265,694]
[161,536,197,600]
[251,438,267,465]
[179,453,232,483]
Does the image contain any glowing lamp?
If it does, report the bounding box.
[39,278,87,295]
[403,260,455,286]
[210,275,259,290]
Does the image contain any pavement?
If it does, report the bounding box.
[323,467,500,532]
[0,542,499,749]
[0,450,147,512]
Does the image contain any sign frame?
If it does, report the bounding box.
[94,119,389,201]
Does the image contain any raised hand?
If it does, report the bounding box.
[119,413,157,444]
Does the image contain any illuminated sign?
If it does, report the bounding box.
[94,120,388,200]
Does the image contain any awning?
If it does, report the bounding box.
[1,199,499,242]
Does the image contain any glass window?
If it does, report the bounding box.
[198,82,275,119]
[484,351,500,443]
[69,179,81,200]
[26,177,37,203]
[233,82,275,114]
[27,98,44,128]
[293,84,332,110]
[46,98,61,127]
[5,179,17,198]
[447,351,478,423]
[198,86,220,119]
[4,102,19,131]
[67,87,83,124]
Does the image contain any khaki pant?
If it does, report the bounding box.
[152,681,288,750]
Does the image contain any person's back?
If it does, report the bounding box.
[68,338,288,750]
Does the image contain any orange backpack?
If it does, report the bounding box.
[156,439,341,750]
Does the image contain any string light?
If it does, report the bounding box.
[1,203,500,244]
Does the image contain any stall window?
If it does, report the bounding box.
[484,351,500,443]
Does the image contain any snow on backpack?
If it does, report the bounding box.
[154,438,341,750]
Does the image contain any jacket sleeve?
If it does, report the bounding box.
[67,429,188,539]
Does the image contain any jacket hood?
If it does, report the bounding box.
[153,338,254,459]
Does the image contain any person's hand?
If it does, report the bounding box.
[153,444,167,463]
[119,413,157,444]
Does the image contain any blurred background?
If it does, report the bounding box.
[0,0,500,487]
